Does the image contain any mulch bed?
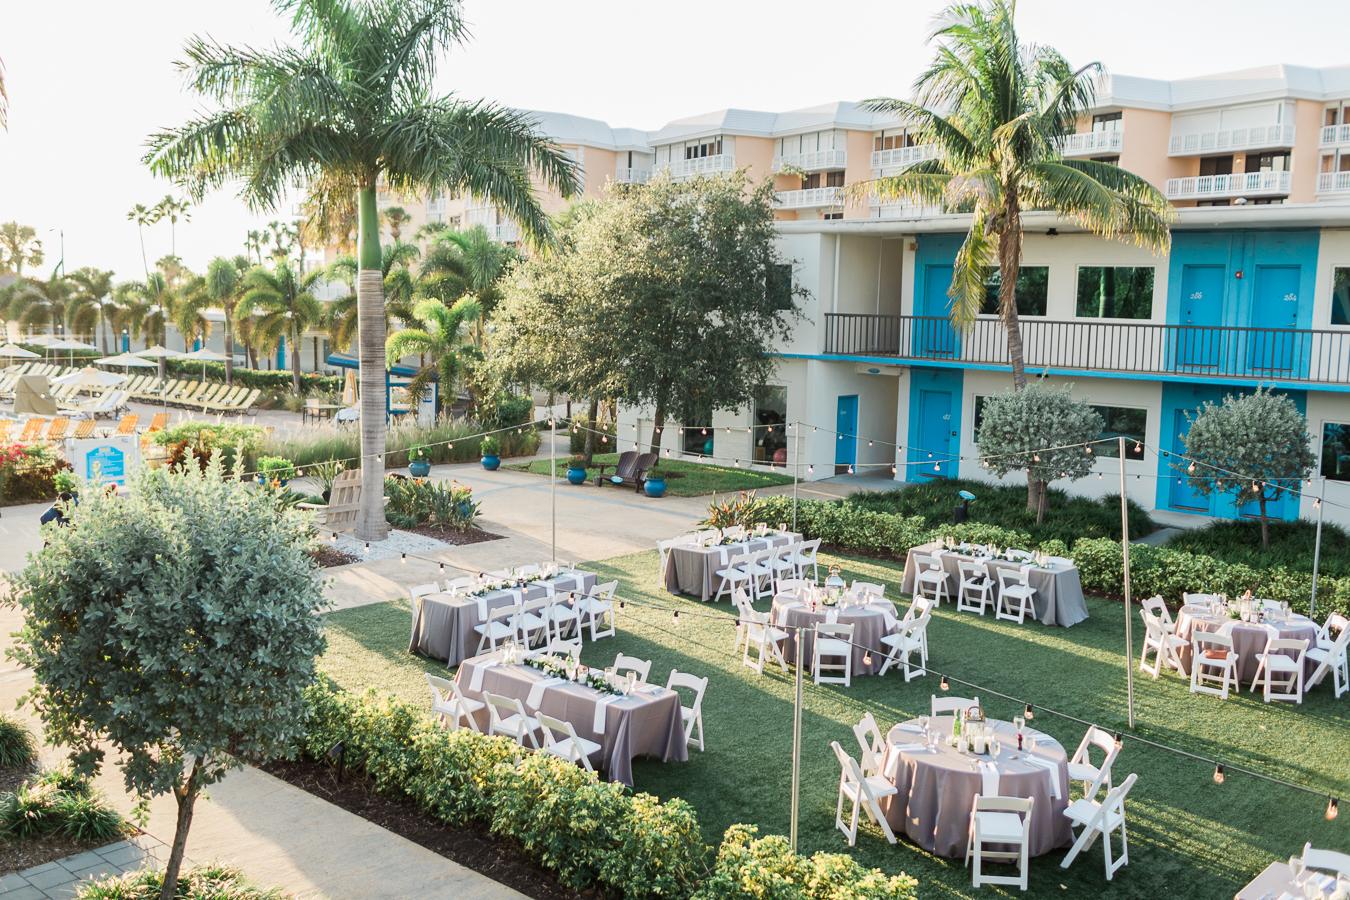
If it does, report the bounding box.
[263,757,579,899]
[309,546,360,568]
[402,525,502,545]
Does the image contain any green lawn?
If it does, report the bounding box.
[320,550,1350,899]
[507,453,795,497]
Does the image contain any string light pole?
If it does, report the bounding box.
[1118,436,1136,728]
[788,624,805,852]
[791,421,801,534]
[550,418,558,563]
[1310,483,1324,619]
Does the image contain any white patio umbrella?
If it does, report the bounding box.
[0,344,41,360]
[45,338,99,366]
[134,345,184,360]
[95,352,157,369]
[52,366,127,390]
[181,346,228,381]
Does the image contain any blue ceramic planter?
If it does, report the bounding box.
[409,459,431,478]
[644,476,667,498]
[566,466,587,485]
[481,454,501,471]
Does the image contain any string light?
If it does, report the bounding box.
[400,552,406,564]
[847,465,854,475]
[862,652,873,667]
[1033,454,1040,462]
[362,541,370,554]
[438,562,445,572]
[1213,764,1226,784]
[934,462,941,472]
[1084,445,1093,455]
[891,465,898,475]
[671,609,680,627]
[940,675,950,691]
[1188,462,1197,474]
[1328,797,1340,821]
[1023,703,1034,721]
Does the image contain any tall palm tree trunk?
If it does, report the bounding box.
[224,312,235,386]
[289,320,302,395]
[997,200,1042,513]
[355,184,389,541]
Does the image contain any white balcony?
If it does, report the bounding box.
[775,187,845,209]
[1056,130,1124,157]
[612,167,652,184]
[772,149,847,173]
[1317,171,1350,195]
[870,144,937,173]
[426,198,447,221]
[664,154,735,180]
[1167,124,1295,156]
[1164,170,1292,201]
[481,221,520,243]
[1320,124,1350,147]
[869,199,945,220]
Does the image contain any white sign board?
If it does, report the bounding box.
[65,435,141,488]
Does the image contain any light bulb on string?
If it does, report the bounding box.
[1084,445,1093,455]
[672,609,681,627]
[1327,797,1340,821]
[847,465,854,475]
[1188,462,1197,474]
[934,462,941,472]
[1023,703,1034,720]
[1213,764,1225,784]
[363,541,370,555]
[438,562,445,573]
[940,674,950,691]
[701,428,707,436]
[1033,454,1040,463]
[330,532,338,542]
[891,465,898,475]
[400,552,406,564]
[808,465,815,474]
[863,652,873,667]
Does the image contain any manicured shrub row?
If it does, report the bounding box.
[300,680,917,900]
[259,418,540,469]
[163,360,342,396]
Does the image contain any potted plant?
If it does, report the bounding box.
[643,466,667,498]
[52,470,78,502]
[407,445,431,478]
[256,456,296,488]
[565,454,588,485]
[479,436,501,471]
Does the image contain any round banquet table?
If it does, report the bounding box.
[878,717,1072,858]
[769,592,899,677]
[1174,605,1319,684]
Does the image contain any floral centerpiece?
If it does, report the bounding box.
[523,653,623,696]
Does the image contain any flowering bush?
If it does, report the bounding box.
[384,476,479,530]
[0,443,71,505]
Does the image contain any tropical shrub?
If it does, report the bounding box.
[694,825,917,900]
[163,359,342,396]
[475,392,534,430]
[76,866,282,900]
[255,456,296,484]
[0,713,37,769]
[1166,519,1350,578]
[479,435,500,457]
[0,768,126,843]
[384,477,479,531]
[0,443,71,506]
[153,423,264,472]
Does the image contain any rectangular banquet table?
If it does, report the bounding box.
[664,531,800,601]
[901,542,1089,627]
[408,570,597,666]
[455,651,688,786]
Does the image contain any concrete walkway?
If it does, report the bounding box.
[1,835,171,899]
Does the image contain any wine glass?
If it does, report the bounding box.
[918,715,929,738]
[1013,714,1025,734]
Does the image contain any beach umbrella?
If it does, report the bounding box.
[0,344,41,360]
[52,367,127,390]
[45,338,99,366]
[134,345,185,359]
[95,352,157,369]
[181,346,228,381]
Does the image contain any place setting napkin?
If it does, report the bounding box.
[475,594,491,620]
[978,761,1001,796]
[592,695,623,734]
[1019,752,1063,799]
[468,659,500,692]
[526,677,566,710]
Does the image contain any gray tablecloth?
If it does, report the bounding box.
[408,570,597,666]
[455,651,688,786]
[664,532,800,601]
[879,718,1072,858]
[770,593,900,676]
[901,543,1089,628]
[1174,606,1319,684]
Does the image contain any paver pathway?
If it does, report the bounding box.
[1,835,171,899]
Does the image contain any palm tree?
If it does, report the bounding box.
[125,273,174,378]
[385,295,480,411]
[324,241,421,351]
[0,222,44,276]
[238,261,325,394]
[244,230,266,264]
[146,0,579,545]
[154,195,192,257]
[860,0,1172,390]
[419,225,517,343]
[126,204,156,279]
[65,267,117,351]
[298,173,359,256]
[2,273,70,338]
[413,220,449,243]
[171,274,212,352]
[206,256,250,384]
[383,206,411,242]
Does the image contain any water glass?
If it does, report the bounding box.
[1013,715,1025,733]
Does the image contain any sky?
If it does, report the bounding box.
[1,0,1348,280]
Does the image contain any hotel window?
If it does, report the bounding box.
[981,267,1048,316]
[972,395,989,436]
[1322,422,1350,481]
[752,386,789,466]
[684,137,722,160]
[825,171,845,188]
[1091,112,1122,132]
[1333,268,1350,326]
[873,129,915,151]
[823,212,843,220]
[1246,151,1290,174]
[1075,266,1154,319]
[802,173,822,190]
[1091,406,1147,459]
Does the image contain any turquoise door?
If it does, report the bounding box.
[915,264,958,357]
[916,388,954,479]
[1177,265,1225,368]
[1248,265,1301,372]
[1168,409,1210,511]
[835,395,858,473]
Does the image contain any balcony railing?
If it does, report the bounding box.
[1317,171,1350,194]
[775,187,845,209]
[1164,170,1291,201]
[664,154,735,179]
[1319,124,1350,147]
[1167,124,1296,156]
[772,149,847,173]
[869,199,946,220]
[1056,130,1124,156]
[870,144,937,172]
[613,167,652,184]
[821,314,1350,386]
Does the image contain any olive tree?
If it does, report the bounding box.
[7,463,327,900]
[974,383,1104,524]
[1178,387,1316,550]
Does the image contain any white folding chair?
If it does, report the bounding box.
[878,609,930,681]
[713,552,756,603]
[1250,637,1308,703]
[765,544,799,594]
[537,712,601,772]
[741,606,790,676]
[542,595,582,644]
[666,670,708,752]
[444,575,474,593]
[744,549,777,600]
[425,674,484,732]
[474,602,519,654]
[776,577,808,598]
[576,580,618,641]
[812,622,854,687]
[1307,614,1350,698]
[1060,772,1138,880]
[830,741,898,847]
[1301,842,1350,878]
[791,538,822,581]
[849,581,885,602]
[1190,631,1239,699]
[1067,726,1120,802]
[966,794,1033,891]
[957,562,993,615]
[996,568,1037,624]
[544,638,582,662]
[911,552,950,605]
[721,524,747,541]
[656,535,695,585]
[931,695,980,718]
[409,582,440,605]
[513,598,550,647]
[852,712,887,778]
[612,653,651,683]
[484,691,540,748]
[1183,592,1222,613]
[1139,609,1187,679]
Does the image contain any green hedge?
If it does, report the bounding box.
[300,680,916,899]
[164,360,342,395]
[260,418,540,469]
